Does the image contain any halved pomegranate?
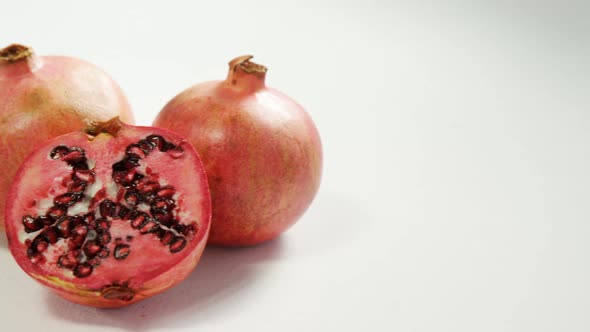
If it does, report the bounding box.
[4,118,211,308]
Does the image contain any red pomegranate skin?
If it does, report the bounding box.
[154,56,322,246]
[0,44,134,230]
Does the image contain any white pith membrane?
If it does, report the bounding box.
[9,130,209,294]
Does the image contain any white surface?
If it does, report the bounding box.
[1,0,589,331]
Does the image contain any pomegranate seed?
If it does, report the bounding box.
[74,170,95,182]
[125,191,140,206]
[112,170,127,184]
[130,213,148,229]
[37,216,54,226]
[96,231,112,245]
[82,213,95,223]
[172,224,187,235]
[94,218,111,232]
[56,218,73,238]
[57,253,77,269]
[68,235,85,250]
[54,192,80,207]
[96,247,110,259]
[139,221,158,234]
[88,257,102,267]
[99,200,116,218]
[73,263,93,278]
[117,206,132,219]
[160,231,175,245]
[152,211,172,225]
[153,198,175,211]
[47,206,66,220]
[83,241,102,258]
[67,180,87,194]
[116,186,126,203]
[35,240,48,253]
[62,149,85,163]
[73,224,88,237]
[71,161,89,171]
[49,145,70,160]
[126,144,147,158]
[169,237,187,253]
[22,215,42,233]
[88,188,106,208]
[146,135,165,150]
[124,156,141,169]
[161,142,176,152]
[113,159,132,172]
[137,181,160,194]
[156,187,175,198]
[143,193,157,204]
[138,139,156,153]
[114,244,131,260]
[42,227,60,244]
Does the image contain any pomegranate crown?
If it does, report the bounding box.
[0,44,33,64]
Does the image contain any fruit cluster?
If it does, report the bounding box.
[0,44,322,307]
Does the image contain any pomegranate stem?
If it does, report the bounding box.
[226,55,267,91]
[0,44,33,63]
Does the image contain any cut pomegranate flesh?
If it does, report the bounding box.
[4,119,211,307]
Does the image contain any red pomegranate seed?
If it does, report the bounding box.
[73,263,93,278]
[114,244,131,260]
[156,187,175,198]
[169,237,187,253]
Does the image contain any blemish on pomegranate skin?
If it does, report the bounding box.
[21,87,49,110]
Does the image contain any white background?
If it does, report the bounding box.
[1,0,589,331]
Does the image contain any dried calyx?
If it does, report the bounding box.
[226,55,268,89]
[0,44,33,64]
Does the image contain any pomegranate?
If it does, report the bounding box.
[0,43,134,230]
[154,55,322,246]
[4,118,211,307]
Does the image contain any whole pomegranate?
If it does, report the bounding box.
[4,118,211,307]
[154,55,322,246]
[0,43,134,230]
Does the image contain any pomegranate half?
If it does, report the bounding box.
[0,44,134,230]
[4,118,210,307]
[154,55,322,246]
